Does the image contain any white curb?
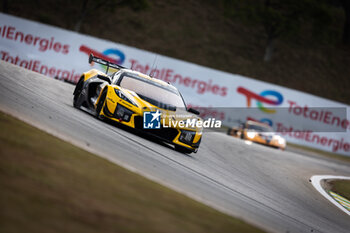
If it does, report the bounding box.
[310,175,350,216]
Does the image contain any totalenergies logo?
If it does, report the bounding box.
[237,87,283,114]
[79,45,125,65]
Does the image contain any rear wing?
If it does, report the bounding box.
[88,53,127,74]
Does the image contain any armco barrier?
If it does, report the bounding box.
[0,13,349,156]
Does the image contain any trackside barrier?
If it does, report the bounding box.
[0,13,349,156]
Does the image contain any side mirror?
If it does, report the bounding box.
[97,74,111,84]
[89,53,94,64]
[187,108,200,115]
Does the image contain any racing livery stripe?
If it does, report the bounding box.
[330,192,350,205]
[329,191,350,211]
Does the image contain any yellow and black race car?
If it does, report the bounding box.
[227,120,286,150]
[73,54,202,153]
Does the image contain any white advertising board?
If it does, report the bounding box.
[1,13,349,155]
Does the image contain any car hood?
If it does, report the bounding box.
[116,86,202,130]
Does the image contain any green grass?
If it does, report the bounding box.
[0,111,264,233]
[329,180,350,201]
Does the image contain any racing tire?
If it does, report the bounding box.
[73,77,84,108]
[240,131,245,140]
[95,88,107,120]
[175,145,193,154]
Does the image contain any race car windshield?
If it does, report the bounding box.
[247,124,273,132]
[118,73,186,109]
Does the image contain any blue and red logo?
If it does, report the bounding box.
[237,87,283,114]
[79,45,125,67]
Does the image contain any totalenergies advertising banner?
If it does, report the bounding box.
[0,13,349,156]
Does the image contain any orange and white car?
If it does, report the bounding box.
[227,120,286,150]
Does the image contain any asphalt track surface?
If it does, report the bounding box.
[1,61,350,233]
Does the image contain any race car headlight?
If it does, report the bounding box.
[114,89,137,106]
[246,131,256,139]
[277,136,286,145]
[179,130,196,145]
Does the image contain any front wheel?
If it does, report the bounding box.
[95,88,107,120]
[240,131,245,140]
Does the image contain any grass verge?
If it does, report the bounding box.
[0,111,264,233]
[328,180,350,201]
